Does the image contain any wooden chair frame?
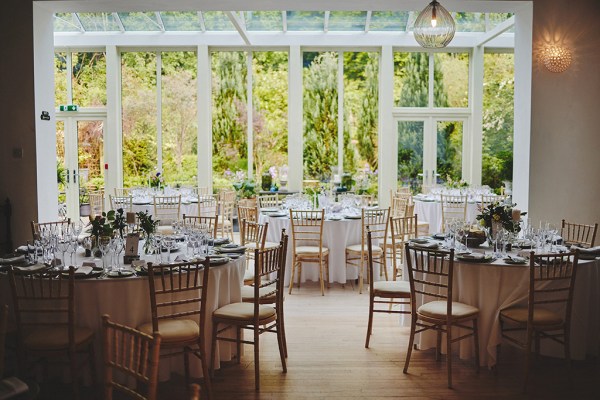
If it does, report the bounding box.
[8,267,96,399]
[88,189,104,217]
[479,194,508,210]
[197,195,218,219]
[114,188,133,197]
[345,207,390,294]
[144,259,212,399]
[403,244,480,388]
[386,215,418,280]
[182,214,219,238]
[257,194,280,210]
[211,236,288,391]
[560,219,597,248]
[288,209,329,296]
[365,231,411,348]
[498,250,579,391]
[153,195,182,225]
[440,194,468,232]
[237,204,258,223]
[110,194,133,213]
[102,314,162,400]
[240,219,269,270]
[217,191,236,241]
[31,218,71,241]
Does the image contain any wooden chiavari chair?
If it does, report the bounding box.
[181,214,219,238]
[440,194,468,232]
[110,194,133,213]
[560,219,597,248]
[30,218,72,241]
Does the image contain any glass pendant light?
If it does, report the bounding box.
[413,1,456,48]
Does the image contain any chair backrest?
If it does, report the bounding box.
[198,195,218,218]
[192,187,211,198]
[404,244,455,320]
[0,304,7,378]
[8,267,76,350]
[110,195,133,213]
[361,207,389,247]
[479,194,507,209]
[252,234,288,322]
[31,219,72,241]
[217,192,236,222]
[218,190,237,204]
[146,259,211,335]
[390,215,418,247]
[440,194,468,230]
[153,195,181,225]
[114,188,132,197]
[102,314,162,400]
[89,190,104,217]
[527,251,579,329]
[391,196,411,217]
[240,219,268,250]
[289,209,325,251]
[561,219,598,248]
[238,205,258,223]
[257,194,279,209]
[181,214,219,238]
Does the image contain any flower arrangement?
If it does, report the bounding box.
[445,175,469,189]
[136,210,159,238]
[149,171,164,189]
[354,165,378,195]
[476,201,526,234]
[229,169,256,199]
[89,208,127,240]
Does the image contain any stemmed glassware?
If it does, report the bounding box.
[67,235,78,267]
[162,235,176,263]
[112,237,125,272]
[152,234,163,264]
[98,236,112,272]
[463,221,472,250]
[455,220,467,252]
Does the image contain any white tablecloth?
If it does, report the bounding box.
[0,253,245,381]
[402,255,600,367]
[259,214,378,285]
[414,199,480,234]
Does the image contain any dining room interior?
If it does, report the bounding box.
[0,0,599,399]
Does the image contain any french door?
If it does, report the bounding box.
[395,116,467,193]
[56,115,106,221]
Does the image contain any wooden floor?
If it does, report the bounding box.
[31,282,599,399]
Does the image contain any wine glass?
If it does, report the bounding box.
[162,235,176,263]
[113,238,125,272]
[56,238,70,270]
[98,236,111,272]
[455,221,466,252]
[67,235,78,267]
[463,221,472,250]
[152,234,163,264]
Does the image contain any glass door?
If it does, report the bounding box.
[56,117,106,221]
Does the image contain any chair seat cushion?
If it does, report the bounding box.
[24,326,94,351]
[373,280,411,296]
[295,246,329,255]
[213,303,276,321]
[500,306,563,326]
[244,241,278,251]
[346,244,383,254]
[418,301,479,319]
[217,219,232,226]
[241,284,277,302]
[138,319,199,344]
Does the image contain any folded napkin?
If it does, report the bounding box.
[75,266,93,275]
[457,252,485,260]
[0,255,26,265]
[411,241,439,249]
[14,263,47,273]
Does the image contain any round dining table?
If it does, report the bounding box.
[413,198,480,234]
[402,245,600,367]
[258,212,384,286]
[0,248,245,381]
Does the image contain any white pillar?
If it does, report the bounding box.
[33,4,58,221]
[104,45,121,208]
[288,46,303,192]
[197,45,213,192]
[337,51,344,174]
[247,51,254,179]
[156,52,163,173]
[512,4,533,209]
[378,46,394,207]
[468,45,484,185]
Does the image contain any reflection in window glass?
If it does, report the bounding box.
[160,12,202,31]
[434,53,469,108]
[78,120,104,190]
[212,52,248,191]
[482,53,514,191]
[287,11,325,31]
[54,13,79,32]
[253,52,288,187]
[72,52,106,107]
[303,52,338,180]
[394,52,429,107]
[343,52,379,195]
[55,52,67,107]
[117,12,161,31]
[56,120,66,204]
[437,121,463,183]
[161,52,197,186]
[203,11,235,31]
[397,121,424,193]
[78,12,120,31]
[370,11,410,31]
[454,12,485,32]
[328,11,366,31]
[245,11,282,31]
[121,52,157,187]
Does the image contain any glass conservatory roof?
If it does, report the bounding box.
[54,11,514,34]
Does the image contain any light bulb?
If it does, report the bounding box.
[431,18,437,27]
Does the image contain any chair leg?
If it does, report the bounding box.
[69,350,81,400]
[200,344,213,400]
[319,258,325,296]
[365,295,374,348]
[403,317,417,374]
[436,329,442,362]
[288,262,296,295]
[522,329,533,393]
[184,347,191,385]
[279,299,288,358]
[237,327,242,364]
[326,255,330,289]
[88,342,98,392]
[564,327,572,387]
[380,254,388,281]
[358,255,364,294]
[473,318,480,373]
[254,326,260,391]
[210,322,219,378]
[446,326,453,389]
[276,318,287,373]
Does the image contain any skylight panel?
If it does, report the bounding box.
[286,11,325,31]
[328,11,366,31]
[117,12,161,31]
[77,12,120,32]
[202,11,235,31]
[369,11,411,31]
[54,13,81,32]
[244,11,282,31]
[160,11,202,31]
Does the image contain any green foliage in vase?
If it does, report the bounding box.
[136,210,159,238]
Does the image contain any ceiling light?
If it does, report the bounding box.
[413,1,456,48]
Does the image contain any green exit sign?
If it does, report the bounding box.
[59,104,78,111]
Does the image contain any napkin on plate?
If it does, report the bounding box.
[457,252,485,260]
[14,263,47,273]
[411,241,439,249]
[75,266,94,275]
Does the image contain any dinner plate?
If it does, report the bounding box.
[64,265,104,279]
[266,211,288,217]
[328,216,343,221]
[0,254,26,265]
[432,233,447,240]
[213,237,230,246]
[456,253,494,262]
[343,215,361,220]
[262,207,280,213]
[410,238,430,244]
[216,245,246,253]
[106,270,135,278]
[220,252,242,259]
[208,256,230,266]
[503,256,527,264]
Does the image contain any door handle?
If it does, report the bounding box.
[73,170,77,184]
[66,169,70,184]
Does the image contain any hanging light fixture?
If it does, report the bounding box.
[413,1,456,48]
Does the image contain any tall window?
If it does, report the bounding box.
[483,53,514,191]
[161,51,197,186]
[121,52,157,187]
[72,52,107,107]
[211,51,248,190]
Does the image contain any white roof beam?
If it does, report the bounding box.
[155,12,165,32]
[365,11,371,33]
[198,11,206,32]
[324,11,330,32]
[225,11,251,45]
[113,12,125,32]
[475,15,515,47]
[282,11,287,32]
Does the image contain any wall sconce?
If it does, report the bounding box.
[541,45,572,73]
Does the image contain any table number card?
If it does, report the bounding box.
[124,233,140,264]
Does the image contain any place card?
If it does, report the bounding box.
[124,233,140,264]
